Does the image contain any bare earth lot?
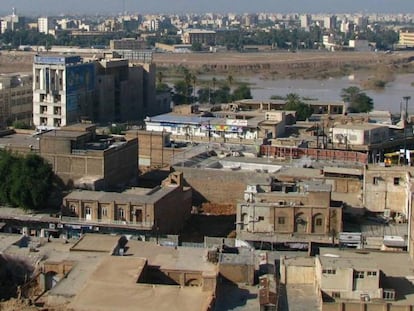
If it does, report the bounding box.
[153,50,414,78]
[1,50,414,79]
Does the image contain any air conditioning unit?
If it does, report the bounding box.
[360,294,370,302]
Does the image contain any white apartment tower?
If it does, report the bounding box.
[33,55,95,129]
[300,14,311,29]
[38,17,51,34]
[323,15,337,31]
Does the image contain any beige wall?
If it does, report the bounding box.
[237,204,342,235]
[280,262,315,284]
[219,263,255,285]
[316,257,382,301]
[364,168,409,214]
[154,184,192,234]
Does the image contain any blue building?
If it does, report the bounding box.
[33,55,95,128]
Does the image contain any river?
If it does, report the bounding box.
[242,73,414,113]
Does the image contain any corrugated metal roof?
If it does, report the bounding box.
[149,113,213,125]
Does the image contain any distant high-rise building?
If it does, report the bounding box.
[324,15,337,31]
[182,29,216,45]
[300,14,311,29]
[340,20,353,34]
[38,17,52,34]
[33,53,160,129]
[1,7,20,32]
[150,19,159,31]
[354,16,369,30]
[0,74,33,127]
[399,29,414,48]
[33,55,96,128]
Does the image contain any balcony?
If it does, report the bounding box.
[61,216,154,229]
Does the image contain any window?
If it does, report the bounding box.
[322,269,336,275]
[332,292,341,299]
[373,177,379,185]
[367,271,377,277]
[394,177,400,185]
[118,208,125,220]
[101,207,107,217]
[278,217,285,225]
[258,216,264,221]
[315,218,323,226]
[383,289,395,301]
[354,271,364,279]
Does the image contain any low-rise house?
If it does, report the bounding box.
[145,110,286,144]
[39,123,138,190]
[61,171,192,234]
[236,179,343,243]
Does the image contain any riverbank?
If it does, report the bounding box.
[154,50,414,81]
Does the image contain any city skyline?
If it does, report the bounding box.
[2,0,414,15]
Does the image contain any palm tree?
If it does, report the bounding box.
[191,74,197,102]
[227,74,234,89]
[157,71,164,85]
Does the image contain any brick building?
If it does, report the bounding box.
[39,123,138,190]
[0,74,33,127]
[61,171,192,234]
[236,179,342,243]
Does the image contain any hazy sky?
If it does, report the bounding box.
[2,0,414,15]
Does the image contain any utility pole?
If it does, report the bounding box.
[403,96,411,165]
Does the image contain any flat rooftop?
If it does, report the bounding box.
[69,256,213,311]
[283,256,315,267]
[125,239,217,273]
[64,184,178,205]
[67,236,217,311]
[70,234,119,253]
[333,123,387,130]
[0,133,39,150]
[319,248,414,305]
[41,129,88,139]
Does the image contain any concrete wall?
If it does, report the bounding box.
[175,167,266,205]
[237,204,342,235]
[280,264,315,284]
[154,185,192,234]
[126,130,179,167]
[323,302,413,311]
[364,168,409,214]
[103,138,138,188]
[219,263,255,285]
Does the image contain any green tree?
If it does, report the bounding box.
[156,82,171,93]
[191,42,203,51]
[197,87,211,104]
[341,87,374,113]
[214,85,231,103]
[173,80,192,105]
[0,151,53,211]
[157,71,164,85]
[284,92,313,121]
[232,84,252,101]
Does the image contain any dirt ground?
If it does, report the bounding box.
[201,202,235,215]
[1,50,414,79]
[153,50,414,79]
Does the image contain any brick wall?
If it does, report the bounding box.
[174,167,265,205]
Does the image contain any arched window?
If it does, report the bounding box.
[313,213,325,234]
[118,208,125,220]
[294,213,307,233]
